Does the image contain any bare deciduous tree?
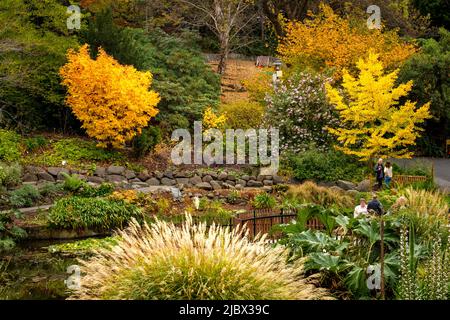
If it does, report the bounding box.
[181,0,256,74]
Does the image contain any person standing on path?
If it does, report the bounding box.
[374,158,385,190]
[384,161,393,189]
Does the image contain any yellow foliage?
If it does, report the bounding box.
[219,100,265,129]
[202,106,227,130]
[325,52,431,161]
[110,190,139,204]
[278,4,416,79]
[60,44,160,149]
[241,69,274,104]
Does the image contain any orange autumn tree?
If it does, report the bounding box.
[278,4,416,78]
[60,44,160,149]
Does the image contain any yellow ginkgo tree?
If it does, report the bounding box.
[60,44,160,149]
[325,52,431,161]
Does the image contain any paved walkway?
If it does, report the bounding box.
[392,157,450,193]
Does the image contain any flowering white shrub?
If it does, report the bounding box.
[265,72,338,152]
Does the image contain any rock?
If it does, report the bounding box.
[124,170,136,179]
[107,165,125,175]
[154,171,164,179]
[146,178,160,186]
[346,189,359,198]
[210,180,222,190]
[176,178,190,185]
[24,166,45,174]
[87,176,105,184]
[225,180,236,186]
[174,171,188,178]
[218,172,228,181]
[318,181,336,188]
[336,180,356,191]
[247,180,263,187]
[94,167,106,177]
[202,175,213,182]
[235,184,244,190]
[163,171,174,179]
[257,175,265,182]
[208,172,218,179]
[263,180,273,186]
[161,177,176,186]
[196,182,213,190]
[222,183,234,189]
[189,175,202,185]
[129,178,141,183]
[37,172,55,182]
[236,179,247,187]
[262,186,273,192]
[130,182,149,189]
[137,171,150,181]
[106,175,127,183]
[56,169,70,181]
[22,173,38,182]
[47,167,63,177]
[330,186,345,193]
[227,175,236,181]
[137,186,180,195]
[206,192,214,198]
[273,175,284,184]
[241,175,250,181]
[356,179,371,192]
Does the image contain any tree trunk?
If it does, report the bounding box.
[217,36,229,75]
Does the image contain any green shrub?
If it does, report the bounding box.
[284,148,367,182]
[253,192,277,209]
[9,185,40,208]
[69,216,332,300]
[61,173,86,192]
[23,136,49,152]
[159,114,190,136]
[47,197,142,230]
[0,130,21,162]
[0,0,80,130]
[39,182,65,198]
[132,126,162,158]
[77,183,115,198]
[0,210,27,252]
[29,138,123,167]
[0,162,21,187]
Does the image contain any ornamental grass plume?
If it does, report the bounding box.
[403,188,449,219]
[287,181,354,208]
[69,214,333,300]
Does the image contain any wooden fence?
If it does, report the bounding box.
[393,175,428,186]
[220,208,325,240]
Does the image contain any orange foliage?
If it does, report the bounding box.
[59,44,160,149]
[278,4,416,78]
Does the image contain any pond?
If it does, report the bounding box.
[0,239,79,300]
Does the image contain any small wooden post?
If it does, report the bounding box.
[253,210,257,239]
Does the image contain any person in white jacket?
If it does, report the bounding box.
[354,198,368,218]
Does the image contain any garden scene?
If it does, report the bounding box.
[0,0,449,302]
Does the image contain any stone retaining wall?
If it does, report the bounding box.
[21,165,285,191]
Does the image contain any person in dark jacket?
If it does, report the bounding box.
[374,158,385,190]
[367,194,384,216]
